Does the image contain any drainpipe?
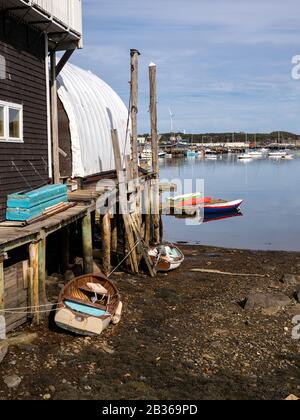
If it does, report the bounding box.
[50,50,60,184]
[45,34,52,180]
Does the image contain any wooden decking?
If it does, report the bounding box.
[0,203,90,253]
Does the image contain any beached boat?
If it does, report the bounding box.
[149,245,184,272]
[159,151,166,158]
[55,274,122,336]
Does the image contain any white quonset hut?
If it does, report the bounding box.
[57,63,131,179]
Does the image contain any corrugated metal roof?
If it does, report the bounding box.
[58,63,131,178]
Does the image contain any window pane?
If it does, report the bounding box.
[9,108,20,138]
[0,107,4,137]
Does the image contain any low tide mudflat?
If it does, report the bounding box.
[0,245,300,400]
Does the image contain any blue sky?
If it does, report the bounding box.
[71,0,300,134]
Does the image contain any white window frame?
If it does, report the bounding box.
[0,100,23,143]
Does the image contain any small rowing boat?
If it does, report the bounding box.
[149,245,184,272]
[55,274,122,336]
[168,192,202,202]
[204,199,243,214]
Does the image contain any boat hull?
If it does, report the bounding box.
[55,308,112,337]
[149,245,185,272]
[55,274,121,337]
[204,200,243,214]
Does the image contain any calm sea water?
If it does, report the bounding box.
[160,154,300,251]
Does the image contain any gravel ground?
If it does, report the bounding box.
[0,245,300,400]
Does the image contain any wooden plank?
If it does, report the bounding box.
[129,215,156,278]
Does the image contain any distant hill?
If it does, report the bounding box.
[139,132,300,144]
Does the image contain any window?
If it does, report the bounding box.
[0,101,23,142]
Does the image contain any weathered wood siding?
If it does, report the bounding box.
[58,97,72,178]
[0,12,49,221]
[4,260,29,333]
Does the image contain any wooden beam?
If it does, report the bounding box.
[149,63,160,244]
[144,179,151,245]
[50,50,60,184]
[130,49,140,180]
[56,49,75,77]
[29,242,40,324]
[111,215,118,253]
[38,238,47,307]
[130,215,156,278]
[60,226,70,273]
[0,257,4,312]
[82,213,93,274]
[101,211,111,276]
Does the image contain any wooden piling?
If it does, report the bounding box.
[50,51,60,184]
[0,257,4,311]
[149,62,160,244]
[38,238,47,306]
[130,49,141,180]
[60,226,70,273]
[101,211,111,275]
[111,215,118,253]
[82,213,93,274]
[29,242,40,324]
[144,179,151,245]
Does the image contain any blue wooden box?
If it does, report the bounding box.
[6,185,68,221]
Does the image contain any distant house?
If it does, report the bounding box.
[0,0,83,221]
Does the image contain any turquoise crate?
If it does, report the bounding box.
[6,193,68,221]
[7,184,68,209]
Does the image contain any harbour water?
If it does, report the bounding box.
[160,153,300,251]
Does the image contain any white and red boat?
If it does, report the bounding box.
[204,199,243,214]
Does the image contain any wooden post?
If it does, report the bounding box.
[0,257,4,312]
[130,49,140,180]
[82,213,93,274]
[38,238,47,307]
[144,179,151,245]
[111,129,139,273]
[29,242,40,324]
[149,63,160,244]
[101,211,111,276]
[60,226,70,273]
[111,215,118,253]
[50,51,60,184]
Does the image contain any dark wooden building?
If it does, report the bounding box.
[0,0,82,221]
[0,10,48,221]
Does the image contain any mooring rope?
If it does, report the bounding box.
[108,240,139,278]
[0,242,141,315]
